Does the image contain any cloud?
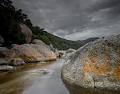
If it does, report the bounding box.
[65,22,120,40]
[13,0,120,40]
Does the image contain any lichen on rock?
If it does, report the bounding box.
[62,34,120,91]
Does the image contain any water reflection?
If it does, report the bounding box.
[0,73,32,94]
[0,62,52,94]
[0,59,69,94]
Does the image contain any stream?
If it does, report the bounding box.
[0,59,119,94]
[0,59,69,94]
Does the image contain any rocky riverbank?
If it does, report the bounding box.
[62,34,120,91]
[0,39,57,71]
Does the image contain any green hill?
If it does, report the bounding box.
[31,26,81,50]
[31,26,99,50]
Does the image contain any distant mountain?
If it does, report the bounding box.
[77,37,99,46]
[32,26,99,50]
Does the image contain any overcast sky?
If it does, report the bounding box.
[13,0,120,40]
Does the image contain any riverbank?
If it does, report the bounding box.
[0,59,120,94]
[0,59,69,94]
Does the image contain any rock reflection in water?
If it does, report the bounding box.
[0,69,49,94]
[0,75,31,94]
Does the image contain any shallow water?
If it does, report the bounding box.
[0,59,69,94]
[0,59,119,94]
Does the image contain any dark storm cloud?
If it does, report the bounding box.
[13,0,120,40]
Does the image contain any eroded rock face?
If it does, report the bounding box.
[62,35,120,91]
[11,43,57,62]
[20,24,32,43]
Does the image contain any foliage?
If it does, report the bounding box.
[0,0,31,45]
[31,26,98,50]
[31,26,82,50]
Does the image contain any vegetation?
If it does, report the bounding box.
[0,0,32,45]
[0,0,82,50]
[31,26,99,50]
[0,0,98,50]
[31,26,82,50]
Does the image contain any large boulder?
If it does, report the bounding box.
[11,43,57,62]
[20,24,32,43]
[62,35,120,91]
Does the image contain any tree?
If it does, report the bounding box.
[15,9,28,23]
[24,19,33,29]
[0,0,26,45]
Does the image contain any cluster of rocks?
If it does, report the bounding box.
[0,48,24,71]
[58,48,76,59]
[0,40,57,71]
[0,24,57,71]
[62,34,120,91]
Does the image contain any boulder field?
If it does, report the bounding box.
[0,39,57,71]
[62,34,120,91]
[0,23,57,71]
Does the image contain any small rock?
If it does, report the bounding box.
[0,65,14,71]
[9,58,26,66]
[0,58,8,65]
